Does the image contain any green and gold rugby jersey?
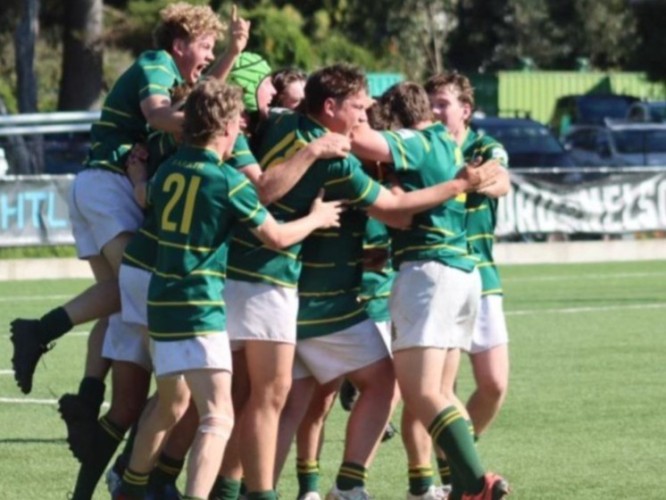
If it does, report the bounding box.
[297,207,369,339]
[85,50,183,175]
[381,123,476,272]
[122,133,258,273]
[226,112,381,288]
[146,144,267,341]
[462,128,508,295]
[358,218,395,323]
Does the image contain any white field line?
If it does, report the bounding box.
[0,328,90,339]
[0,397,110,407]
[502,271,666,283]
[1,271,664,304]
[0,397,59,405]
[0,294,73,302]
[506,302,665,316]
[0,369,14,375]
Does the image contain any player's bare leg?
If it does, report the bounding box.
[343,358,396,466]
[184,369,234,498]
[240,341,294,494]
[467,345,509,436]
[211,350,250,499]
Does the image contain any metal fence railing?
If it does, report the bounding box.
[0,111,99,175]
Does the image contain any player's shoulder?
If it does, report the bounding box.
[467,129,508,164]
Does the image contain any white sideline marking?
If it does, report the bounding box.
[0,369,14,375]
[503,271,666,283]
[0,397,110,407]
[0,294,72,302]
[2,271,664,303]
[0,397,58,405]
[506,302,666,316]
[0,329,89,339]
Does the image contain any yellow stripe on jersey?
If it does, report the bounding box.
[300,287,360,298]
[150,329,222,339]
[311,231,340,238]
[363,242,389,250]
[272,201,296,214]
[231,236,258,249]
[454,145,463,165]
[226,266,296,288]
[297,306,365,326]
[386,131,408,169]
[142,65,177,78]
[229,179,251,198]
[95,121,119,128]
[358,290,390,301]
[239,201,263,222]
[455,192,467,203]
[476,262,496,268]
[416,131,430,153]
[152,269,184,280]
[468,233,495,241]
[393,243,473,257]
[324,173,353,186]
[265,139,308,169]
[481,288,503,296]
[157,239,215,253]
[347,179,376,204]
[148,299,225,306]
[140,83,170,95]
[302,261,335,268]
[417,224,454,237]
[102,106,133,118]
[191,269,227,278]
[139,228,158,241]
[467,205,489,213]
[260,131,296,168]
[122,253,155,273]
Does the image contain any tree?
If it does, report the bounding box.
[58,0,104,110]
[14,0,43,173]
[630,0,666,80]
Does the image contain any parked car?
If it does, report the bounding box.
[563,121,666,167]
[550,94,639,137]
[471,117,577,168]
[627,101,666,123]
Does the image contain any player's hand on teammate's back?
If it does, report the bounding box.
[310,189,344,228]
[457,159,501,192]
[310,132,352,160]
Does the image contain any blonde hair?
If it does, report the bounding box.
[154,2,225,51]
[182,79,244,146]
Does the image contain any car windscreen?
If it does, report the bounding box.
[478,124,563,154]
[649,104,666,122]
[612,129,666,154]
[578,97,632,124]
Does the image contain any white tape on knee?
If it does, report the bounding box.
[198,412,234,438]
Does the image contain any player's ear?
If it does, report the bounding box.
[323,97,337,118]
[172,37,187,58]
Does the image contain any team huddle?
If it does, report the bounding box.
[9,3,512,500]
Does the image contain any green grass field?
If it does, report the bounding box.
[2,260,665,499]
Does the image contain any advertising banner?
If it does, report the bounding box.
[497,171,666,236]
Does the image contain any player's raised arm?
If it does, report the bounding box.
[207,5,251,81]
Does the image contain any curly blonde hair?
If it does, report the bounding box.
[183,79,244,146]
[154,2,225,51]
